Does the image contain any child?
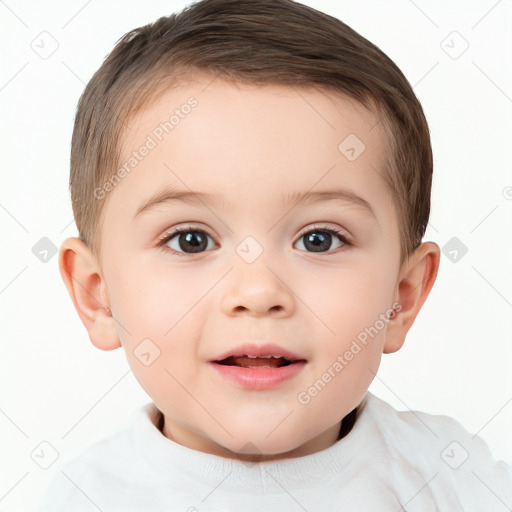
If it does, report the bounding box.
[42,0,512,510]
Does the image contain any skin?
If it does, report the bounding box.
[59,73,440,461]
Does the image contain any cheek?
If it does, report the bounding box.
[108,260,210,340]
[299,263,396,360]
[306,264,394,324]
[107,261,206,379]
[114,268,204,405]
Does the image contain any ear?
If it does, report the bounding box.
[58,237,121,351]
[383,241,440,354]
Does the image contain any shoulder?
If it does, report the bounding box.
[361,392,512,508]
[39,403,155,511]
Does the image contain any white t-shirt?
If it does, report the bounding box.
[39,391,512,511]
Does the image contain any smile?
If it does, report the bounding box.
[215,355,294,368]
[209,343,307,390]
[210,356,306,390]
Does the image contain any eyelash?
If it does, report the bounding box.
[157,224,352,257]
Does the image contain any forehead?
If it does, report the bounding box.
[107,75,394,227]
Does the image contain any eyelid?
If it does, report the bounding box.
[158,224,216,243]
[296,223,352,244]
[158,223,350,242]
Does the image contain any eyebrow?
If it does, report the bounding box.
[134,188,224,218]
[284,187,376,220]
[134,186,377,220]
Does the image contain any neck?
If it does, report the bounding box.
[158,405,359,462]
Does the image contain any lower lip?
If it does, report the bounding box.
[209,361,306,390]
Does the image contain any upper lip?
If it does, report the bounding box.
[211,343,306,363]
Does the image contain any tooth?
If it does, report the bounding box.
[241,354,285,359]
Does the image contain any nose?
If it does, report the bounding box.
[220,258,295,318]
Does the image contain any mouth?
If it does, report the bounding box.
[210,347,306,391]
[214,354,298,368]
[209,343,307,390]
[211,343,306,368]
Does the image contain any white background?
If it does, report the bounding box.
[1,0,511,510]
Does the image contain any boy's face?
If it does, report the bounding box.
[63,74,439,460]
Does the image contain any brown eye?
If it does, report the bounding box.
[160,228,217,255]
[294,226,351,253]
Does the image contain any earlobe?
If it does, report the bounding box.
[383,241,441,354]
[58,237,121,351]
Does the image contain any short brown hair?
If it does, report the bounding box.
[70,0,432,263]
